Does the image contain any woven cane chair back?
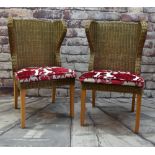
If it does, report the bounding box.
[86,21,147,74]
[8,19,67,72]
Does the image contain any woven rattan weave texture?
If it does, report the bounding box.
[86,21,147,75]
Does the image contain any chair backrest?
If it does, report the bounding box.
[8,18,67,72]
[86,21,147,74]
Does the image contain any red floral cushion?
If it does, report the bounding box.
[79,70,144,88]
[15,66,76,83]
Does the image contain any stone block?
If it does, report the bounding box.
[141,65,155,73]
[0,53,11,61]
[141,73,153,81]
[0,17,7,26]
[1,79,13,87]
[9,71,13,78]
[0,9,9,18]
[142,56,155,65]
[153,74,155,81]
[0,36,9,44]
[83,7,100,11]
[87,11,121,21]
[128,7,143,13]
[53,10,62,19]
[143,49,155,57]
[70,10,89,20]
[146,81,155,89]
[1,44,10,53]
[0,26,8,36]
[60,54,67,63]
[0,62,12,70]
[67,28,86,38]
[81,20,92,28]
[121,13,148,22]
[147,23,153,32]
[67,20,81,28]
[147,23,155,32]
[144,40,153,49]
[66,55,89,63]
[70,7,85,11]
[144,7,155,13]
[146,32,155,40]
[63,9,71,20]
[61,46,89,55]
[149,13,155,23]
[74,63,89,72]
[61,62,75,70]
[100,7,128,13]
[33,9,53,19]
[0,71,10,78]
[7,8,33,18]
[66,38,88,46]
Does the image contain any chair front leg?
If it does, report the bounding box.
[14,80,18,109]
[20,89,26,128]
[52,86,56,103]
[92,90,96,107]
[135,94,142,133]
[80,88,86,126]
[131,93,136,112]
[70,83,74,117]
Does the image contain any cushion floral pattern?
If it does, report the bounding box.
[15,66,76,83]
[79,70,144,88]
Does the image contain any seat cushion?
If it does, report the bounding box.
[15,66,76,83]
[79,70,144,88]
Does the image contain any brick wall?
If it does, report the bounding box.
[0,7,155,98]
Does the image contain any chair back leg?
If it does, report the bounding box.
[20,89,26,128]
[14,80,18,109]
[131,93,136,112]
[80,89,86,125]
[70,83,75,117]
[135,94,142,133]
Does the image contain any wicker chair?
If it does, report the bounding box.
[79,21,147,133]
[8,18,76,128]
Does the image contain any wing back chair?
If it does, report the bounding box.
[8,18,76,128]
[79,21,147,133]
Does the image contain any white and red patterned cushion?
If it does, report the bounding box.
[15,66,76,83]
[79,70,144,88]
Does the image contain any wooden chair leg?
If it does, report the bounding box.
[92,90,96,107]
[131,93,136,112]
[20,89,26,128]
[70,83,74,117]
[80,89,86,126]
[52,86,56,103]
[14,80,18,109]
[135,94,142,133]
